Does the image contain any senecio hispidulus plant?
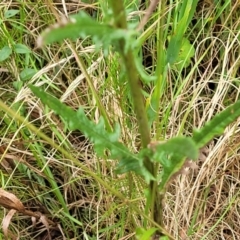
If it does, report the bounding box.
[22,1,239,239]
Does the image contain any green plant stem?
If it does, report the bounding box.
[108,0,164,231]
[109,0,152,164]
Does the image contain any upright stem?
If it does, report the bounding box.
[109,1,151,149]
[109,0,163,229]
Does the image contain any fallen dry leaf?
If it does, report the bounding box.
[0,188,25,211]
[2,209,18,239]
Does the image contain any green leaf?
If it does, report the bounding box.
[38,11,136,52]
[13,81,23,91]
[186,1,198,27]
[192,100,240,148]
[136,227,158,240]
[153,137,198,161]
[14,43,31,54]
[29,85,153,181]
[166,34,184,65]
[159,236,170,240]
[29,85,121,156]
[166,0,195,65]
[135,57,157,83]
[116,148,155,183]
[172,37,195,70]
[0,46,12,62]
[4,10,20,19]
[152,137,198,191]
[20,68,37,81]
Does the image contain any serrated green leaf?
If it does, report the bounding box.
[116,148,155,183]
[192,100,240,148]
[152,137,198,191]
[29,85,122,156]
[153,137,198,161]
[29,85,153,181]
[39,11,136,52]
[14,43,31,54]
[0,46,12,62]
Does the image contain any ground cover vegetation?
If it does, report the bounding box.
[0,0,239,239]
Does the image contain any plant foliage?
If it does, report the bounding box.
[38,11,137,52]
[152,137,198,191]
[29,85,155,182]
[166,0,197,65]
[192,100,240,148]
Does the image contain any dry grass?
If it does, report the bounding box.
[0,0,240,239]
[162,2,240,238]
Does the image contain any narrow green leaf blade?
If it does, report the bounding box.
[192,100,240,148]
[186,0,198,26]
[166,34,184,65]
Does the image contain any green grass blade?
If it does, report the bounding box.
[192,100,240,148]
[166,0,197,65]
